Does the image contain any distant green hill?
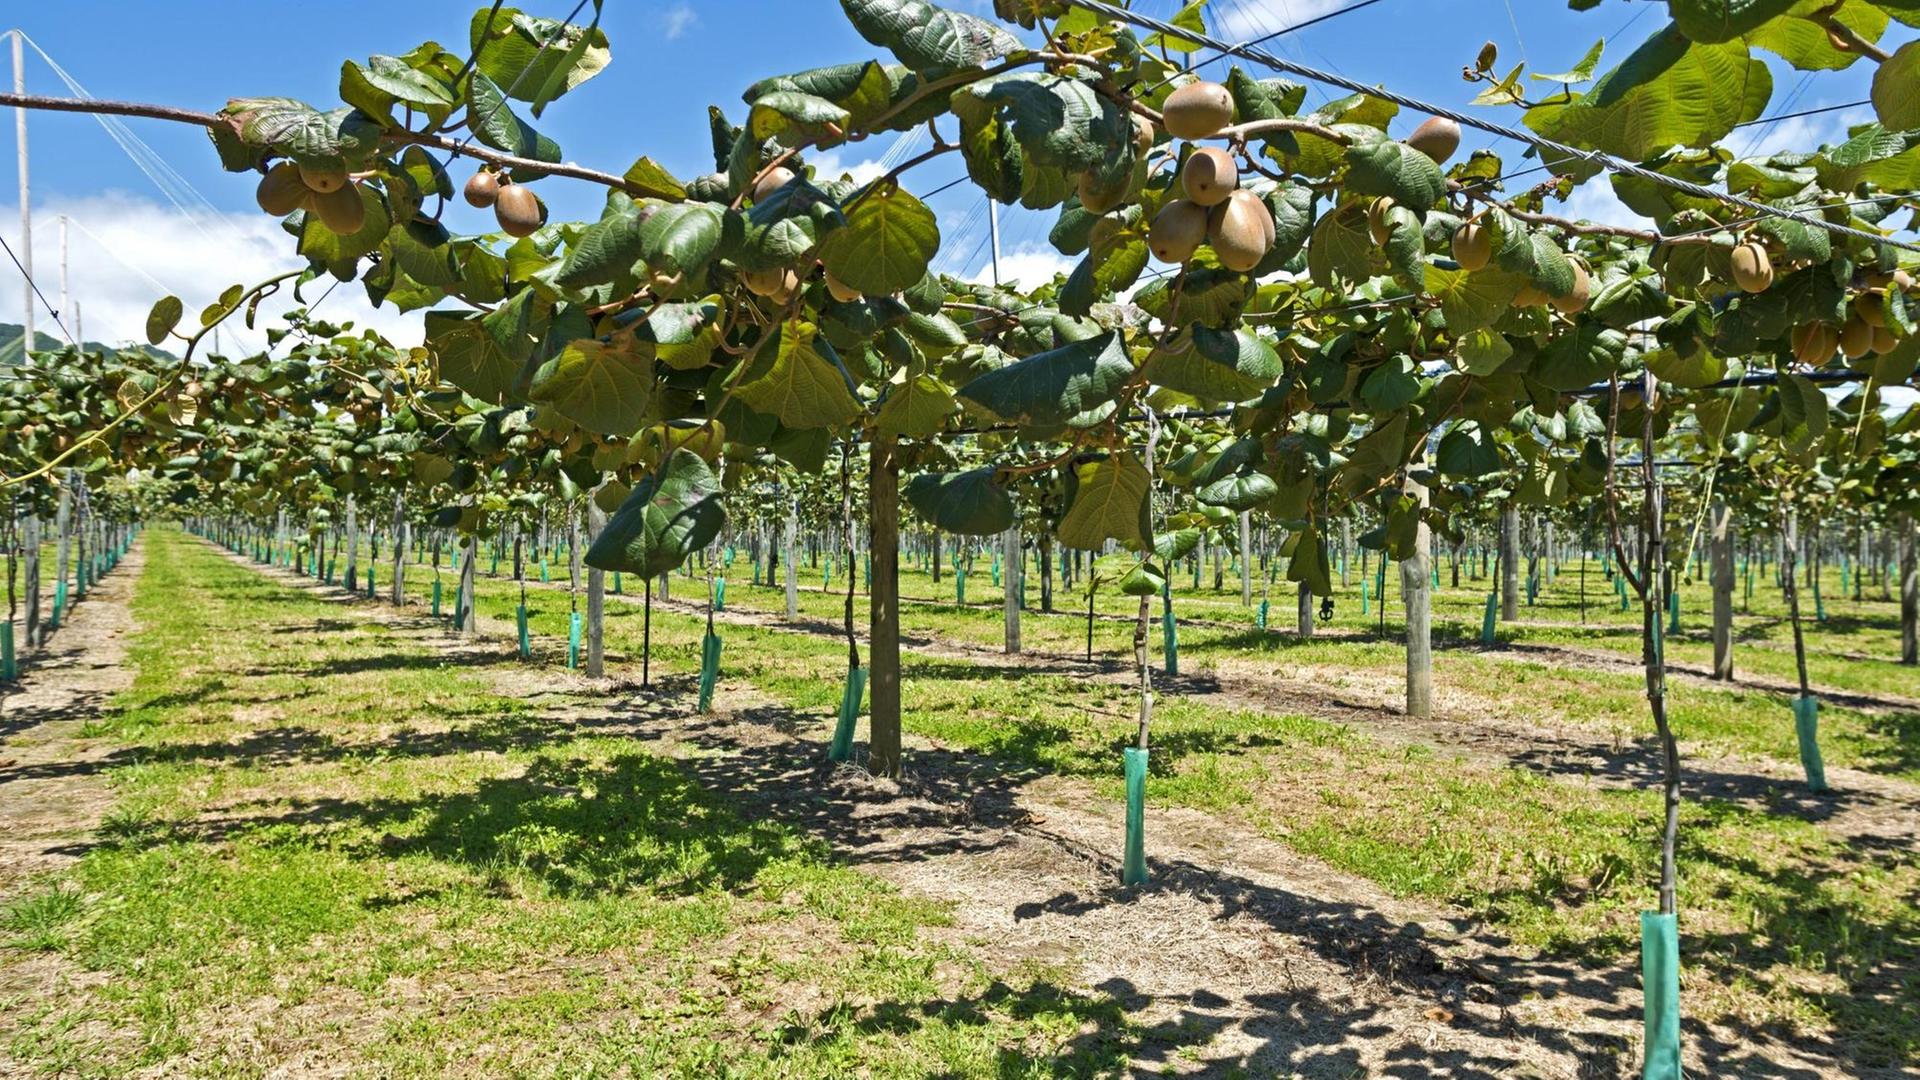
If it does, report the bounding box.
[0,322,175,366]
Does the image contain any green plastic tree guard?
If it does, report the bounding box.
[1122,746,1148,886]
[1162,604,1178,676]
[827,665,867,763]
[2,622,14,681]
[697,632,723,713]
[714,577,727,611]
[1794,695,1827,791]
[432,579,442,617]
[614,572,623,594]
[1668,591,1681,634]
[1480,590,1498,645]
[956,568,966,604]
[1256,599,1268,629]
[517,604,532,659]
[567,612,582,669]
[1360,577,1370,615]
[1640,911,1683,1080]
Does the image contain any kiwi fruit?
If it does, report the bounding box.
[1551,259,1591,316]
[494,184,544,237]
[1451,219,1492,271]
[298,163,349,194]
[742,267,792,297]
[1162,81,1235,140]
[1511,283,1549,308]
[1149,199,1210,264]
[464,171,500,208]
[752,165,796,204]
[1854,292,1886,328]
[1132,114,1157,157]
[1839,315,1873,359]
[311,182,367,235]
[1367,196,1397,246]
[1871,325,1897,354]
[825,271,863,304]
[1894,269,1915,292]
[1181,146,1238,207]
[256,163,308,216]
[1207,190,1273,272]
[1791,322,1837,364]
[1730,241,1773,293]
[1406,117,1461,164]
[1077,169,1130,214]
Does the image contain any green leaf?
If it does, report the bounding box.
[1436,421,1503,477]
[1058,454,1152,550]
[585,450,724,579]
[1197,472,1278,512]
[904,467,1014,535]
[1286,521,1333,596]
[1118,561,1166,597]
[427,308,523,403]
[840,0,1021,77]
[1531,320,1626,391]
[817,182,940,296]
[221,97,381,166]
[1874,40,1920,130]
[1645,345,1727,388]
[1143,327,1280,402]
[554,203,647,288]
[732,320,861,430]
[957,330,1133,427]
[1530,39,1604,83]
[1360,354,1422,411]
[1749,2,1887,71]
[529,335,653,436]
[1455,327,1514,375]
[1307,205,1374,288]
[339,55,456,128]
[1343,138,1446,211]
[1425,265,1525,333]
[639,202,727,275]
[1337,413,1408,495]
[470,7,611,105]
[876,370,957,437]
[1668,0,1796,42]
[748,91,851,145]
[1525,26,1770,164]
[1777,371,1829,453]
[955,73,1129,172]
[145,296,183,346]
[464,70,562,165]
[622,158,687,201]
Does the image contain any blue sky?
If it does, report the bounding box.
[1,1,1904,351]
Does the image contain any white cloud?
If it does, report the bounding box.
[806,149,889,186]
[1734,104,1869,159]
[963,243,1074,289]
[1212,0,1346,42]
[2,191,423,356]
[662,4,697,41]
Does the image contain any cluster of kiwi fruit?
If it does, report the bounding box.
[1788,266,1915,363]
[462,169,545,237]
[1449,217,1591,317]
[735,163,864,305]
[255,160,368,235]
[1144,80,1278,273]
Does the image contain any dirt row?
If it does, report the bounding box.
[210,538,1867,1078]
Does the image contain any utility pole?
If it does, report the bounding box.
[58,214,67,334]
[13,31,34,352]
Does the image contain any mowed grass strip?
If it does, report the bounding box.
[1,531,1146,1079]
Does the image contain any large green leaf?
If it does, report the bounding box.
[554,203,646,287]
[957,330,1133,426]
[1525,26,1770,163]
[464,70,562,164]
[1057,454,1152,550]
[817,182,940,296]
[903,466,1013,535]
[1286,521,1333,596]
[1425,265,1524,333]
[1668,0,1797,42]
[1343,138,1446,211]
[1436,421,1503,477]
[1143,327,1280,402]
[732,320,862,430]
[639,202,728,275]
[529,335,653,436]
[1777,371,1829,453]
[875,370,956,437]
[841,0,1021,77]
[470,7,611,105]
[954,73,1130,172]
[585,450,724,578]
[1874,40,1920,130]
[221,97,381,166]
[340,54,457,128]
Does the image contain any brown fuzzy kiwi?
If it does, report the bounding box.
[1406,117,1461,164]
[1452,219,1492,271]
[1132,114,1157,158]
[1077,169,1129,214]
[752,165,796,204]
[464,171,500,208]
[1791,322,1836,364]
[1730,241,1773,293]
[1162,81,1235,140]
[1839,315,1874,359]
[1149,199,1210,264]
[256,162,308,216]
[1551,260,1591,316]
[1206,190,1273,272]
[1367,196,1397,246]
[1854,292,1887,328]
[298,163,349,194]
[742,267,791,297]
[824,271,863,304]
[1871,325,1897,354]
[311,182,367,235]
[494,184,544,237]
[1181,146,1239,207]
[1511,283,1550,308]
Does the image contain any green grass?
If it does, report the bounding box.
[221,531,1920,1067]
[2,531,1158,1078]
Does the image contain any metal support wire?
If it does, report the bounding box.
[1066,0,1920,254]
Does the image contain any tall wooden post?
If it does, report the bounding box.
[1400,460,1432,718]
[587,497,607,678]
[1710,502,1734,680]
[868,435,902,778]
[1003,524,1021,654]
